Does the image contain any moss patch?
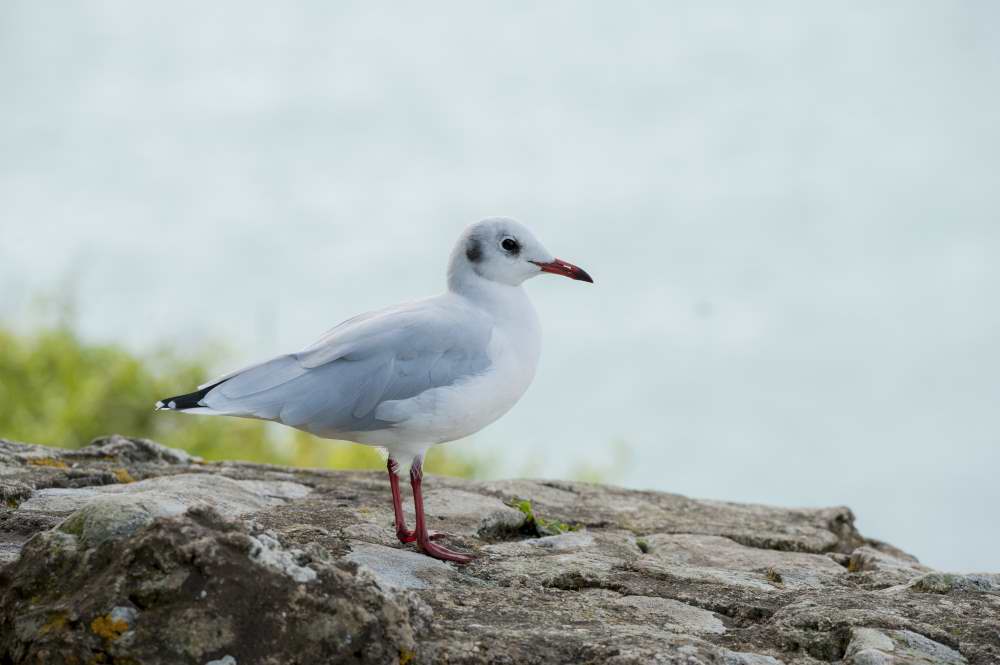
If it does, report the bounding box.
[509,499,579,537]
[59,513,86,537]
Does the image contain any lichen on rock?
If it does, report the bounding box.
[1,436,998,664]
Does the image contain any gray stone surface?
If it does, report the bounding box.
[613,594,726,635]
[1,436,998,664]
[345,541,456,590]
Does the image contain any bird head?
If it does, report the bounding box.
[450,217,593,288]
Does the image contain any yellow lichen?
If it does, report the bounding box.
[40,612,68,634]
[399,649,416,665]
[90,615,128,641]
[112,468,135,484]
[27,457,68,469]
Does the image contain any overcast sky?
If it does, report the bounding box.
[2,1,998,572]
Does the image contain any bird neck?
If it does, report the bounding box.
[447,265,535,320]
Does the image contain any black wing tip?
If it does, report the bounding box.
[155,382,222,411]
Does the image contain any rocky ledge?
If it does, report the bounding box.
[0,436,997,665]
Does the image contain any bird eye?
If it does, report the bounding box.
[501,237,519,253]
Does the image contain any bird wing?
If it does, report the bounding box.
[197,298,494,434]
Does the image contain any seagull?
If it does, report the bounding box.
[155,217,593,563]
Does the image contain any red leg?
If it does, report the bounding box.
[387,458,413,542]
[388,458,444,544]
[410,458,473,564]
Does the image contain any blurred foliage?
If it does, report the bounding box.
[0,323,487,477]
[568,439,633,485]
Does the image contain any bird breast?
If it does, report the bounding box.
[370,299,541,447]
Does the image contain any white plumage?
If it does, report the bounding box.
[156,217,592,563]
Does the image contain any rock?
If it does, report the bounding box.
[72,434,199,465]
[638,532,847,590]
[205,657,237,665]
[345,541,456,590]
[908,571,1000,594]
[19,473,309,516]
[20,473,311,548]
[889,629,968,664]
[847,544,933,587]
[248,532,318,584]
[1,437,998,664]
[723,652,785,665]
[0,505,428,664]
[613,595,726,634]
[845,627,895,665]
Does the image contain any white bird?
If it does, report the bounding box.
[156,218,593,563]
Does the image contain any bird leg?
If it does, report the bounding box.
[387,458,445,544]
[409,458,473,564]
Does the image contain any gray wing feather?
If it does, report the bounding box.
[199,301,492,435]
[351,356,394,418]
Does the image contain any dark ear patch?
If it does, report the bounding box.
[466,238,483,263]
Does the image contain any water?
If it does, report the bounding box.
[2,1,998,572]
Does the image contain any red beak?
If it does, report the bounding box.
[531,258,594,283]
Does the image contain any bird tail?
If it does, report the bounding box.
[154,353,304,418]
[154,382,223,413]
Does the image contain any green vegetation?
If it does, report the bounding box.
[0,323,484,477]
[510,498,578,536]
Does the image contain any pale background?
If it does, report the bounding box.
[2,1,998,571]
